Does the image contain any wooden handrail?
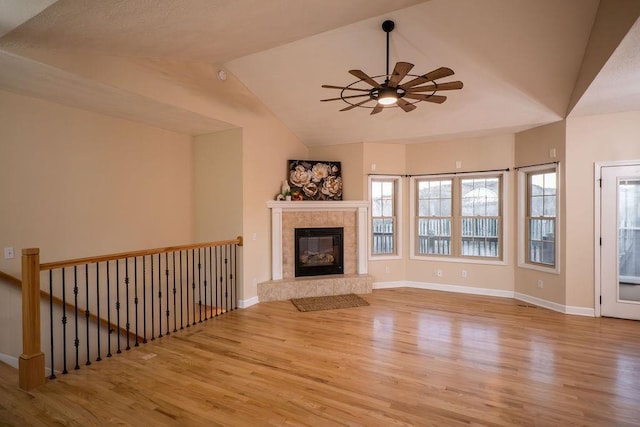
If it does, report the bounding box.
[40,237,243,271]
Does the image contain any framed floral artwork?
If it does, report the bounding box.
[288,160,342,201]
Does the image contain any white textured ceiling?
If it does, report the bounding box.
[571,18,640,117]
[0,0,638,145]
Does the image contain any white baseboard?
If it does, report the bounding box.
[0,353,18,369]
[514,292,595,317]
[373,281,595,317]
[373,280,514,299]
[238,296,259,308]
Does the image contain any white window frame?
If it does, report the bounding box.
[517,163,561,274]
[368,175,402,260]
[409,171,508,265]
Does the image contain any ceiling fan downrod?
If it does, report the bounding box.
[382,20,395,81]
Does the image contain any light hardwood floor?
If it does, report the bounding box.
[1,288,640,426]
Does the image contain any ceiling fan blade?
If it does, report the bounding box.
[321,94,371,102]
[407,81,464,92]
[349,69,382,88]
[388,62,414,88]
[397,98,417,112]
[404,93,447,104]
[322,84,371,92]
[400,67,455,89]
[370,104,384,115]
[340,98,374,111]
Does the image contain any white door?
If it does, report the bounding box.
[601,164,640,320]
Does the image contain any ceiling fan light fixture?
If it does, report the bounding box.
[377,88,398,105]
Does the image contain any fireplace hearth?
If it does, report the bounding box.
[295,227,343,277]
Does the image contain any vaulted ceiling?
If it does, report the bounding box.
[1,0,639,146]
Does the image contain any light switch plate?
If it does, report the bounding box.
[4,247,15,259]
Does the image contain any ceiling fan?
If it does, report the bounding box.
[321,20,463,114]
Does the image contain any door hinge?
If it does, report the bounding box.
[600,295,602,305]
[599,237,602,246]
[599,179,602,188]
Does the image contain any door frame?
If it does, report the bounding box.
[594,159,640,317]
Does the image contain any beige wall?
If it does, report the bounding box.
[309,143,364,200]
[514,121,567,304]
[194,128,243,242]
[0,90,194,272]
[565,111,640,308]
[7,50,310,301]
[0,89,194,359]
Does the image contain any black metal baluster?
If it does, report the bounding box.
[125,258,130,350]
[172,252,177,333]
[198,248,202,323]
[203,247,208,321]
[49,270,56,379]
[95,263,102,361]
[215,246,220,317]
[209,247,214,317]
[106,261,112,357]
[143,256,147,344]
[134,257,139,347]
[61,268,68,374]
[165,252,170,335]
[192,249,196,326]
[224,245,229,314]
[227,245,232,312]
[84,264,91,365]
[151,254,155,340]
[73,266,80,370]
[116,260,121,354]
[180,251,184,330]
[157,253,162,338]
[186,250,190,327]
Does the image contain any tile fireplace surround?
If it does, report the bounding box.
[258,201,372,302]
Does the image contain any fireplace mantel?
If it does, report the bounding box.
[267,200,368,280]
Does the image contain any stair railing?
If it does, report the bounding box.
[19,237,242,390]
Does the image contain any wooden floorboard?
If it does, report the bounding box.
[1,288,640,426]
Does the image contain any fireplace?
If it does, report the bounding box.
[295,227,344,277]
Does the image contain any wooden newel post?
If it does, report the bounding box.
[19,248,45,390]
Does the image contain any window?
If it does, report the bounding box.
[412,173,504,261]
[416,179,452,255]
[525,168,557,267]
[460,177,501,257]
[370,176,401,257]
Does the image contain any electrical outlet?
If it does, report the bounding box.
[4,247,14,259]
[455,160,462,169]
[461,270,467,278]
[436,269,443,277]
[385,266,390,274]
[537,279,544,289]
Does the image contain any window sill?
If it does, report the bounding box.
[369,254,402,261]
[517,262,560,275]
[409,254,507,266]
